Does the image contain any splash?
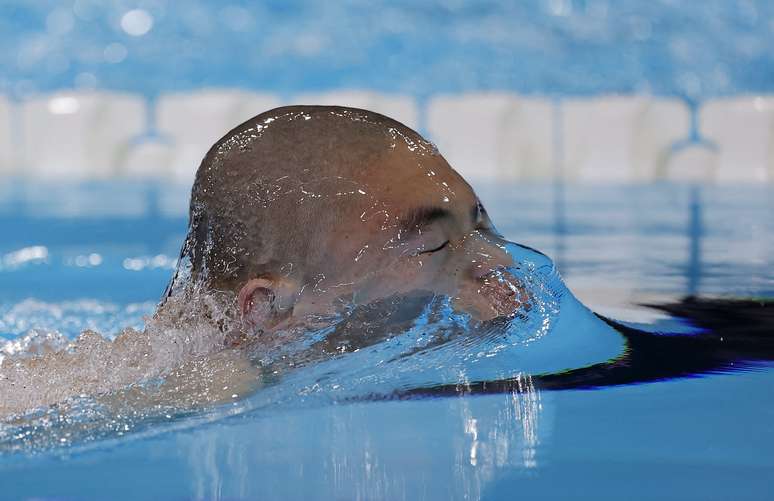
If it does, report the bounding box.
[0,264,562,453]
[0,286,243,420]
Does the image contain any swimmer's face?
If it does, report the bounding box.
[178,106,528,334]
[237,135,521,329]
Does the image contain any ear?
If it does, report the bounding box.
[237,276,298,329]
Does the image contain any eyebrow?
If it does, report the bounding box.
[398,206,453,233]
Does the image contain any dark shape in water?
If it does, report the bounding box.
[395,298,774,398]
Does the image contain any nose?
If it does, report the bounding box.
[458,230,514,280]
[447,230,531,321]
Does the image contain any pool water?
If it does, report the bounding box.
[0,180,773,500]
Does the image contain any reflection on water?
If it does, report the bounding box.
[180,375,546,501]
[455,374,541,500]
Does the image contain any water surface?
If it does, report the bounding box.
[0,181,772,500]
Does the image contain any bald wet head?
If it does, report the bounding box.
[170,105,520,327]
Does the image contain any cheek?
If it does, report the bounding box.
[374,256,431,290]
[353,254,448,305]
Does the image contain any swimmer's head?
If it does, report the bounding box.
[166,106,525,331]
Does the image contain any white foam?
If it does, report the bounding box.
[20,91,146,179]
[0,329,69,365]
[0,298,153,347]
[427,93,553,181]
[0,288,240,419]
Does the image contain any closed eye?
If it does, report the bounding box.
[474,202,492,231]
[418,240,450,255]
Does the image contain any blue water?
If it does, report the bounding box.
[1,181,773,500]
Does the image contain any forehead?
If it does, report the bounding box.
[348,146,478,224]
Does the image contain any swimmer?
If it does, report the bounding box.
[1,105,531,419]
[2,105,772,423]
[163,105,529,340]
[163,104,774,395]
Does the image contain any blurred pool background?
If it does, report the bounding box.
[2,0,774,184]
[1,1,774,500]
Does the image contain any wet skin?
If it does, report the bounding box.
[167,105,528,335]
